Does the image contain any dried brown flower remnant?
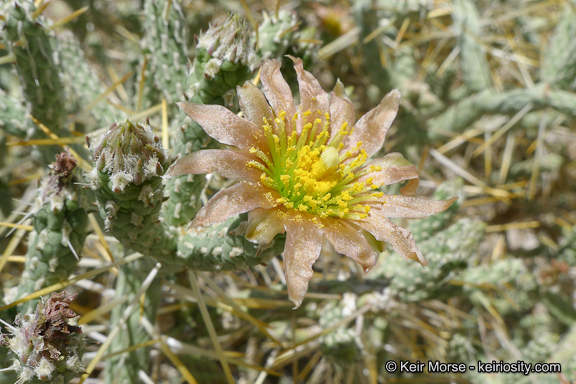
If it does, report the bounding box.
[36,292,82,342]
[169,58,456,308]
[1,292,84,383]
[52,152,77,180]
[41,152,78,200]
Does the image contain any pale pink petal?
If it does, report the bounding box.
[321,218,378,273]
[356,152,418,187]
[177,102,266,151]
[260,59,297,131]
[237,81,274,126]
[400,178,419,196]
[246,208,286,244]
[283,216,324,308]
[329,92,355,143]
[288,56,330,131]
[373,195,457,219]
[356,216,428,266]
[190,183,278,228]
[343,89,400,156]
[167,149,262,183]
[332,79,351,102]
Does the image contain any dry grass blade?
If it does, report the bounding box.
[188,271,235,384]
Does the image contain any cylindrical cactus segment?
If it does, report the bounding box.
[143,0,189,104]
[178,214,286,271]
[1,0,68,163]
[15,153,89,314]
[88,120,178,259]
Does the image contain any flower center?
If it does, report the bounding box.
[248,109,384,220]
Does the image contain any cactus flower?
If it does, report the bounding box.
[169,58,456,308]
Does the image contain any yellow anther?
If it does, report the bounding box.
[341,190,353,201]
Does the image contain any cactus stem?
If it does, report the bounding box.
[0,253,144,312]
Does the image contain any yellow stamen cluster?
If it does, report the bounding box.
[248,110,383,220]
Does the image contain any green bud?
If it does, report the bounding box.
[189,14,257,101]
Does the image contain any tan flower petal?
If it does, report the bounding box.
[288,56,330,130]
[283,216,324,308]
[374,195,457,219]
[177,102,266,151]
[167,149,261,183]
[400,178,419,196]
[356,152,418,187]
[357,216,428,266]
[237,81,275,127]
[344,89,400,156]
[332,79,351,101]
[190,183,278,228]
[246,208,286,244]
[329,92,355,143]
[322,218,378,273]
[261,59,297,131]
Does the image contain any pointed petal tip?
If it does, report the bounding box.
[286,54,302,66]
[291,298,303,309]
[388,89,401,99]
